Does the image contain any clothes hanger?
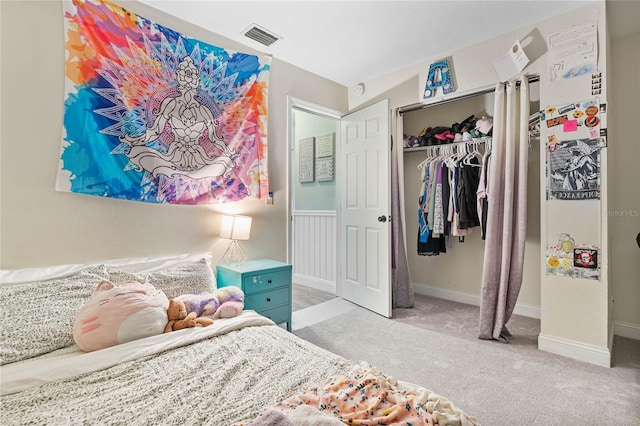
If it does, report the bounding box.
[418,146,436,170]
[463,141,483,166]
[456,142,472,166]
[444,145,458,169]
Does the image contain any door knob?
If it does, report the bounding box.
[378,215,387,222]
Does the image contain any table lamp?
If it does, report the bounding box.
[220,214,252,265]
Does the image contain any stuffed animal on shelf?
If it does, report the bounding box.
[164,299,214,333]
[176,286,245,320]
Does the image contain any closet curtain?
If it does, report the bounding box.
[391,112,414,308]
[478,76,529,341]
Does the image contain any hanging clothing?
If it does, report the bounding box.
[477,151,492,240]
[418,164,430,244]
[418,159,446,256]
[433,162,445,235]
[457,158,481,230]
[415,141,489,255]
[427,160,438,231]
[441,163,450,237]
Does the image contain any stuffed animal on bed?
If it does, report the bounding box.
[73,280,169,352]
[212,286,245,319]
[176,286,245,320]
[164,299,214,333]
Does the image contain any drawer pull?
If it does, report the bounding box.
[266,297,271,302]
[267,279,272,284]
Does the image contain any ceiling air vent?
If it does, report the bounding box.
[243,24,281,47]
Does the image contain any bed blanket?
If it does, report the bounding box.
[247,405,344,426]
[1,311,366,425]
[244,367,478,426]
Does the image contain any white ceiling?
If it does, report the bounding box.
[139,1,636,87]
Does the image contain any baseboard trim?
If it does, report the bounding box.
[292,273,336,295]
[412,283,541,319]
[614,321,640,340]
[538,333,611,367]
[609,321,615,356]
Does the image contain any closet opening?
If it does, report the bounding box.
[398,80,542,320]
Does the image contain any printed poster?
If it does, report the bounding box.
[57,0,271,204]
[549,22,598,82]
[547,139,600,200]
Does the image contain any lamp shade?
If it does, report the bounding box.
[219,215,252,241]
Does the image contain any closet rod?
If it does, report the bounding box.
[398,75,540,115]
[404,136,492,153]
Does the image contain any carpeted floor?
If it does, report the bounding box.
[293,294,640,425]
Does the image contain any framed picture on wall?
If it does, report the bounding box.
[298,137,315,183]
[316,156,334,182]
[315,133,334,157]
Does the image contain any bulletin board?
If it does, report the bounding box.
[542,97,606,281]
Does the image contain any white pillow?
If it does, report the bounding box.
[0,253,213,285]
[107,257,216,299]
[0,266,109,365]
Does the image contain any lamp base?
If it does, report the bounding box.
[222,240,246,266]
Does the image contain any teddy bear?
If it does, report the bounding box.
[176,286,245,320]
[164,299,214,333]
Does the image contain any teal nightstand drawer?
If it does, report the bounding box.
[243,269,291,294]
[245,287,289,311]
[259,304,290,325]
[216,259,292,331]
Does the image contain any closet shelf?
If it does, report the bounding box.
[404,137,491,153]
[404,131,539,153]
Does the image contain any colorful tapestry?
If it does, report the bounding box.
[57,0,271,204]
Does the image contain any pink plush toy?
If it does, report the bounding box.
[176,286,245,320]
[73,280,169,352]
[212,286,245,319]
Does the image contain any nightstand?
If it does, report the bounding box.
[216,259,292,331]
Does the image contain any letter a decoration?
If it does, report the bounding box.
[423,58,455,99]
[58,0,271,204]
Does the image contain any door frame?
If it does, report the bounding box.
[286,96,343,294]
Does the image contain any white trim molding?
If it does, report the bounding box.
[412,283,541,319]
[292,274,336,294]
[614,321,640,341]
[291,210,337,294]
[538,333,611,368]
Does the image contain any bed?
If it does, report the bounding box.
[0,254,478,425]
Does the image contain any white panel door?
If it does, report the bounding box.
[338,99,391,317]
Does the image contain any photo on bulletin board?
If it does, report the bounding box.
[298,137,315,183]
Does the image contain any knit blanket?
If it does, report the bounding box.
[1,311,364,425]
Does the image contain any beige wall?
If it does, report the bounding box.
[609,32,640,328]
[353,2,618,362]
[0,1,347,269]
